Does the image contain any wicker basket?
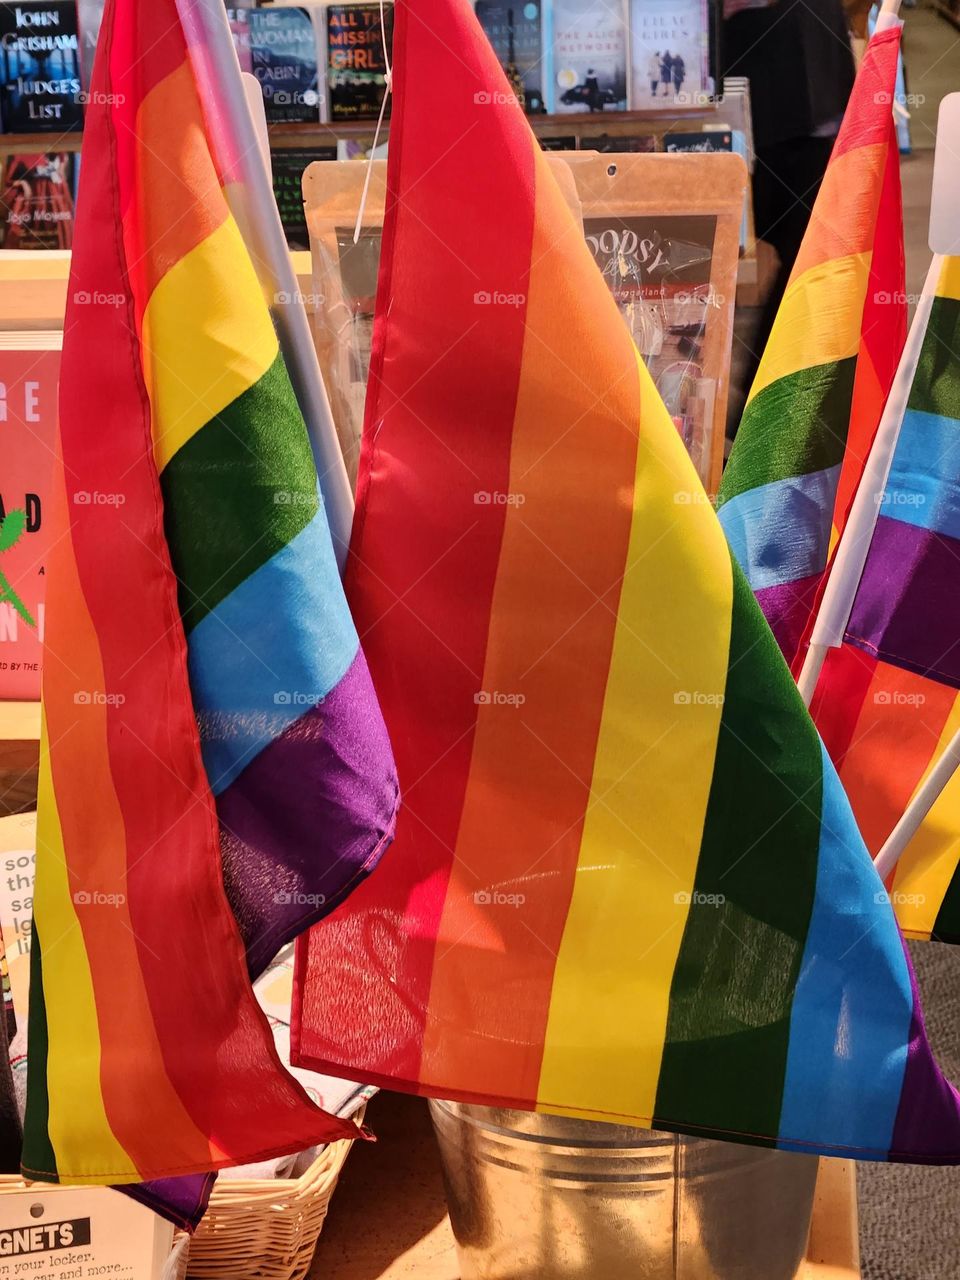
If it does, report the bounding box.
[0,1106,363,1280]
[185,1106,364,1280]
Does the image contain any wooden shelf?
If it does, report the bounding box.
[0,131,83,154]
[1,106,733,155]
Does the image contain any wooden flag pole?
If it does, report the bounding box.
[174,0,355,571]
[875,727,960,882]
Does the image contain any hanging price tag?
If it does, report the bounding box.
[0,1186,174,1278]
[929,94,960,254]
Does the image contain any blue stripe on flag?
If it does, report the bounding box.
[187,512,359,794]
[882,408,960,538]
[718,466,840,592]
[777,742,913,1157]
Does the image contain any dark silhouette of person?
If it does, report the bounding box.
[722,0,854,425]
[584,67,601,111]
[671,52,686,95]
[660,50,673,93]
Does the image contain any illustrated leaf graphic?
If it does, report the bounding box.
[0,509,26,553]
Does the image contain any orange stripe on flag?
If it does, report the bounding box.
[418,150,641,1103]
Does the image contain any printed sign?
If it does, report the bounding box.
[0,1186,173,1277]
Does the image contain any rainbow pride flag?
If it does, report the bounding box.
[23,0,396,1189]
[813,256,960,943]
[718,23,906,672]
[294,0,960,1163]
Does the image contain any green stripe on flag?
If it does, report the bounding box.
[653,563,823,1139]
[21,924,57,1179]
[160,352,319,634]
[908,295,960,421]
[932,862,960,945]
[719,358,857,506]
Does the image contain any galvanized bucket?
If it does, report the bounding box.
[430,1100,819,1280]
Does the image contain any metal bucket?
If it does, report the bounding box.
[429,1100,819,1280]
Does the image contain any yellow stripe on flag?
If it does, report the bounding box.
[937,255,960,303]
[748,252,873,406]
[892,693,960,937]
[142,214,279,472]
[536,352,731,1123]
[32,714,138,1182]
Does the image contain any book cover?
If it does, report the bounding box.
[629,0,712,109]
[327,2,393,122]
[249,6,322,123]
[474,2,545,114]
[582,133,658,152]
[664,129,732,152]
[76,0,104,92]
[583,212,717,465]
[0,1,82,132]
[227,5,253,75]
[272,145,336,248]
[551,0,627,115]
[0,152,75,248]
[0,341,60,702]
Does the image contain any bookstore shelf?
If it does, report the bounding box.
[2,107,739,154]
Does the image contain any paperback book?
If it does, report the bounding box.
[326,2,393,121]
[0,0,82,132]
[664,129,732,152]
[629,0,712,109]
[551,0,627,114]
[76,0,104,92]
[474,1,545,114]
[583,211,718,468]
[0,338,61,702]
[272,145,336,248]
[0,152,75,248]
[249,5,323,123]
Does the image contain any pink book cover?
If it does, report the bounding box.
[0,345,59,702]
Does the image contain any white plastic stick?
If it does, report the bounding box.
[174,0,354,570]
[796,256,942,706]
[875,0,903,29]
[875,727,960,881]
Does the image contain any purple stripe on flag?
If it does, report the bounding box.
[846,517,960,689]
[891,934,960,1161]
[218,647,400,979]
[755,572,823,664]
[122,1174,215,1231]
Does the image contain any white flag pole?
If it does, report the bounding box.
[173,0,355,571]
[875,728,960,882]
[795,256,941,707]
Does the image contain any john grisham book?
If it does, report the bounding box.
[551,0,627,114]
[474,2,544,114]
[327,2,393,122]
[248,5,322,124]
[0,1,82,132]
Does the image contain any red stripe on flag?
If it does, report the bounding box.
[58,0,355,1170]
[297,0,536,1086]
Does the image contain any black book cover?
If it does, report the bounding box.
[663,130,732,152]
[474,2,544,114]
[272,145,336,249]
[327,2,393,122]
[249,6,322,124]
[0,1,82,133]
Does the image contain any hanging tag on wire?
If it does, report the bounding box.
[353,0,393,243]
